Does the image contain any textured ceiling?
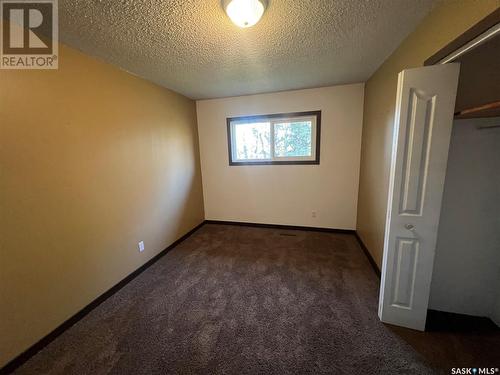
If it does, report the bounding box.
[60,0,438,99]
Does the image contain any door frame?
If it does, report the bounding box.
[424,8,500,66]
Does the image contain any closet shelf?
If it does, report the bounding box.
[454,100,500,119]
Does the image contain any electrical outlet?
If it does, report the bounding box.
[138,241,145,252]
[311,211,317,218]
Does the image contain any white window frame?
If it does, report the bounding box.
[227,111,321,165]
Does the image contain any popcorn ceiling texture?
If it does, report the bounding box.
[60,0,438,99]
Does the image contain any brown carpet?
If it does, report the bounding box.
[14,224,458,374]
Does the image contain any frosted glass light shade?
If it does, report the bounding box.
[224,0,266,28]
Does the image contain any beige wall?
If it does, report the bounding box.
[0,43,205,366]
[356,1,499,268]
[197,84,364,229]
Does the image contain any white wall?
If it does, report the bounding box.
[429,117,500,322]
[196,84,364,229]
[493,295,500,327]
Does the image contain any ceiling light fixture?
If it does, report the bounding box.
[223,0,267,28]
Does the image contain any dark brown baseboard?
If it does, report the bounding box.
[205,219,354,234]
[426,309,500,332]
[353,232,381,278]
[0,221,206,375]
[205,220,381,278]
[2,219,382,374]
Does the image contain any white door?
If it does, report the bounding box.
[378,63,460,331]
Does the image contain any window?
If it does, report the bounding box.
[227,111,321,165]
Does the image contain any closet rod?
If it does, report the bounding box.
[477,124,500,130]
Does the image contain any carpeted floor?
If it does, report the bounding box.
[13,224,497,374]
